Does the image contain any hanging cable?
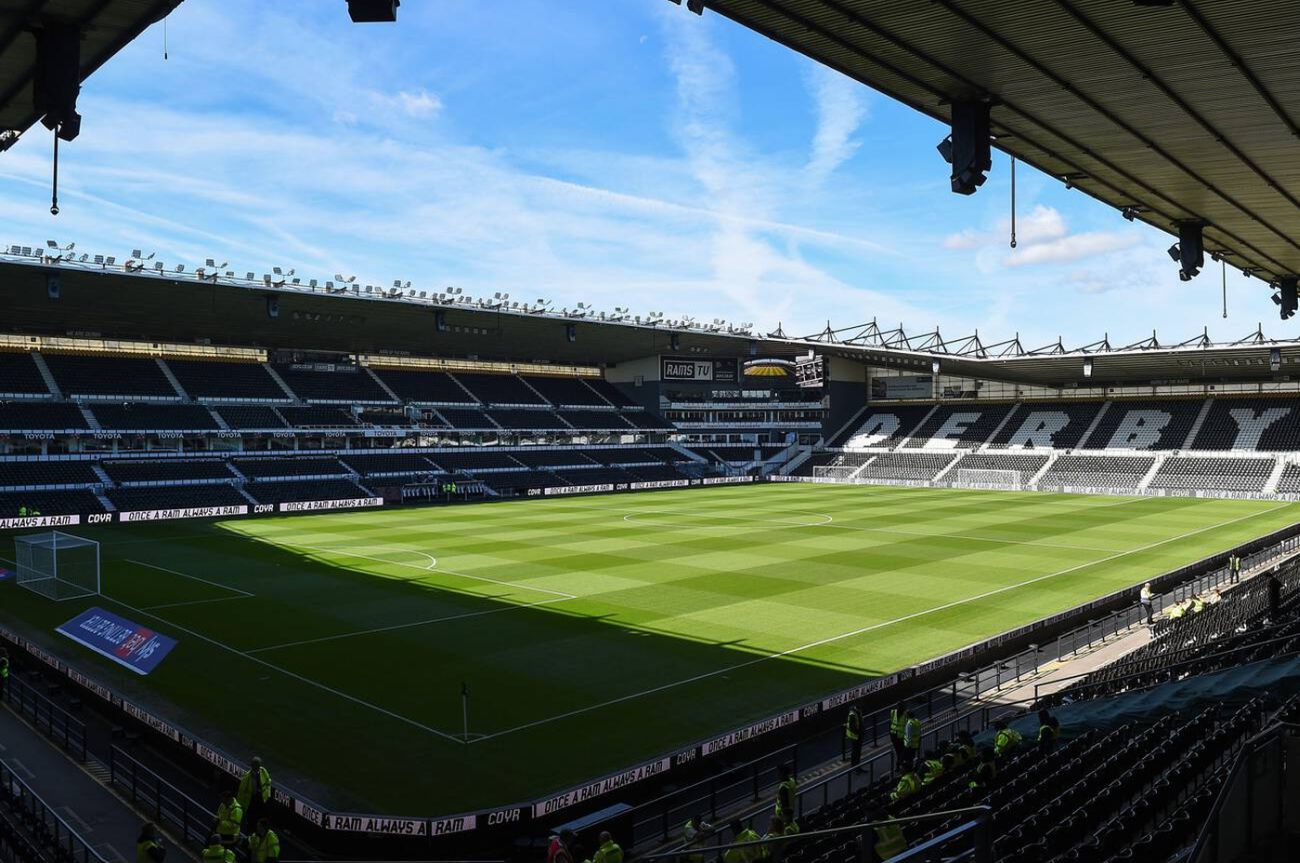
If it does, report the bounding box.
[50,126,60,216]
[1009,155,1017,248]
[1222,257,1228,318]
[163,14,169,60]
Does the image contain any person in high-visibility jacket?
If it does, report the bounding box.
[888,702,908,765]
[949,730,976,767]
[1166,601,1188,620]
[683,815,712,863]
[0,649,9,701]
[1036,710,1061,752]
[760,816,787,861]
[201,835,234,863]
[968,748,997,790]
[889,769,920,803]
[1191,595,1206,614]
[992,721,1021,758]
[921,752,953,786]
[844,705,863,766]
[136,823,166,863]
[901,714,922,769]
[869,808,907,861]
[215,792,242,843]
[722,821,760,863]
[237,757,272,826]
[248,820,280,863]
[586,832,622,863]
[773,764,797,822]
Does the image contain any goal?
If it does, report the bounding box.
[952,468,1024,490]
[14,532,101,601]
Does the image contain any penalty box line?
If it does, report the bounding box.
[469,501,1294,743]
[126,559,257,611]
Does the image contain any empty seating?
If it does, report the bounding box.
[213,405,288,429]
[274,366,393,403]
[904,403,1015,450]
[102,460,233,484]
[234,457,346,479]
[90,403,219,431]
[591,447,681,465]
[0,352,50,396]
[524,376,609,407]
[0,402,87,431]
[370,369,477,404]
[278,406,357,427]
[108,484,247,512]
[0,461,99,488]
[1190,397,1300,451]
[1082,399,1202,450]
[246,479,371,504]
[1277,464,1300,494]
[857,452,955,481]
[951,452,1050,477]
[0,489,105,517]
[357,408,412,426]
[585,378,639,407]
[626,464,688,482]
[557,411,632,430]
[834,404,934,448]
[487,409,570,430]
[1037,455,1155,490]
[427,450,522,472]
[165,359,287,401]
[453,373,546,405]
[339,453,441,476]
[556,467,633,486]
[986,401,1104,450]
[1146,457,1272,492]
[508,449,599,468]
[477,471,555,492]
[42,353,177,398]
[436,408,496,430]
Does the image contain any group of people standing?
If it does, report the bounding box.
[137,757,279,863]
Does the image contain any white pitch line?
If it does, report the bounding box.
[622,511,835,528]
[141,595,252,612]
[247,596,573,654]
[125,560,254,597]
[95,593,467,744]
[471,501,1295,742]
[293,543,577,600]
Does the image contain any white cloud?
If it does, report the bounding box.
[805,66,868,184]
[1004,230,1139,267]
[395,89,442,118]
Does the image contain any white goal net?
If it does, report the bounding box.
[14,532,100,601]
[952,468,1023,490]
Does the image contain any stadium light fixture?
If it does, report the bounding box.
[1120,205,1141,222]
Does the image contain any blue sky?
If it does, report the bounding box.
[0,0,1279,344]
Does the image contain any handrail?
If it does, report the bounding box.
[1030,631,1300,706]
[0,757,108,863]
[109,745,214,847]
[1,671,87,761]
[1185,719,1292,863]
[639,806,992,861]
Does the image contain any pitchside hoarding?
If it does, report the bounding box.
[56,608,178,675]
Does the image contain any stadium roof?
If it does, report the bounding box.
[7,250,1300,388]
[0,0,181,141]
[697,0,1300,288]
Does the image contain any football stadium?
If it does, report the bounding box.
[2,2,1300,863]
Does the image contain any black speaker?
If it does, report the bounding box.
[943,100,991,195]
[266,296,279,319]
[347,0,399,22]
[670,333,681,352]
[565,323,577,343]
[34,24,82,139]
[46,273,60,299]
[435,310,448,332]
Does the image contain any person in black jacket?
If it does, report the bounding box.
[1266,570,1282,618]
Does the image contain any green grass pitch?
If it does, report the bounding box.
[3,483,1298,815]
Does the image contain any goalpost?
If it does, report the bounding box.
[14,532,101,601]
[952,468,1024,490]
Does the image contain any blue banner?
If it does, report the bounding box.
[0,568,12,582]
[56,608,177,676]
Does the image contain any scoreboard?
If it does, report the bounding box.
[794,353,825,388]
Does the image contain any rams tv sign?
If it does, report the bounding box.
[661,357,738,383]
